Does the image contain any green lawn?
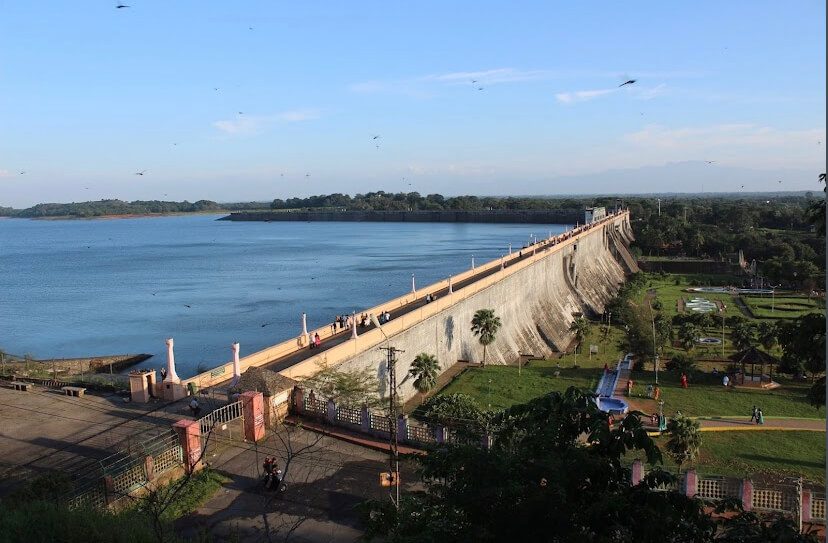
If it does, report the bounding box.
[740,295,824,319]
[439,364,601,411]
[627,370,824,420]
[628,431,825,484]
[645,274,740,319]
[558,322,630,369]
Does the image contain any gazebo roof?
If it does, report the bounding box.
[728,346,779,365]
[229,366,297,397]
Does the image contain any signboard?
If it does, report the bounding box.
[589,345,599,354]
[380,471,399,487]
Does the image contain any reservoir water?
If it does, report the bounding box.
[0,215,570,377]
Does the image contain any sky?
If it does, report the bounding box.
[0,1,825,207]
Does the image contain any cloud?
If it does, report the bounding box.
[619,123,826,170]
[276,109,320,122]
[213,109,321,135]
[555,88,616,104]
[423,68,554,85]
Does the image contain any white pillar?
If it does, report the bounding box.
[448,276,453,294]
[500,256,505,270]
[508,243,512,255]
[471,255,475,270]
[165,338,180,383]
[351,311,358,339]
[301,312,309,344]
[230,342,241,386]
[411,273,416,294]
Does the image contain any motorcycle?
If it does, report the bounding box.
[262,469,287,493]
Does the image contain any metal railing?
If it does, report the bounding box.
[198,400,244,435]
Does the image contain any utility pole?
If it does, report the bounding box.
[657,198,662,217]
[380,346,404,508]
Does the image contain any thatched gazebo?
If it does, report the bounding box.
[728,346,779,386]
[228,366,297,423]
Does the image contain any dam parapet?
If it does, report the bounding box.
[220,209,582,224]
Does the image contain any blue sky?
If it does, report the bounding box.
[0,1,825,206]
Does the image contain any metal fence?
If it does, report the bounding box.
[198,400,244,435]
[62,429,183,510]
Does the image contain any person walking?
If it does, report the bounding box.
[750,405,758,423]
[722,374,730,387]
[160,367,167,381]
[680,373,688,389]
[330,320,336,334]
[626,378,634,397]
[189,397,200,417]
[314,333,321,348]
[603,363,609,373]
[653,385,661,401]
[756,408,764,425]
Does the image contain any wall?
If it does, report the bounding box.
[314,214,635,402]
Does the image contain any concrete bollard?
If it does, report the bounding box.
[241,391,265,442]
[741,479,754,511]
[684,469,697,498]
[361,404,371,434]
[631,459,644,486]
[173,419,203,474]
[327,398,337,425]
[397,415,408,442]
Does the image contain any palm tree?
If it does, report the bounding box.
[665,416,702,475]
[568,317,590,355]
[677,323,700,352]
[731,322,756,351]
[409,353,440,404]
[756,321,778,351]
[471,309,502,366]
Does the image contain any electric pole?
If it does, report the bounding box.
[380,346,404,508]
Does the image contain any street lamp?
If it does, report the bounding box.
[770,284,781,313]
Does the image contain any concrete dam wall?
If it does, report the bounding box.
[332,214,637,402]
[221,209,582,224]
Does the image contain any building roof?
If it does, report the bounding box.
[728,346,779,366]
[229,366,297,396]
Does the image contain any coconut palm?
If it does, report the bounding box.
[409,353,440,403]
[471,309,502,366]
[665,416,702,474]
[568,316,590,354]
[677,323,700,352]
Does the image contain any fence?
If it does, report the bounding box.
[696,476,741,501]
[198,400,244,435]
[62,429,184,510]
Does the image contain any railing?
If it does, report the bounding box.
[336,405,362,426]
[370,413,391,432]
[62,429,184,510]
[303,396,327,416]
[406,422,435,444]
[697,476,741,501]
[752,489,795,512]
[812,496,826,521]
[198,400,244,435]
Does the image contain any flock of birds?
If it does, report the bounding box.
[13,5,822,196]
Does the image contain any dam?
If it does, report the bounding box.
[141,210,636,404]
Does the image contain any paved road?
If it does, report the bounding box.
[177,426,420,542]
[696,416,825,432]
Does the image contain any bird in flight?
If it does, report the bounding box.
[183,304,191,308]
[778,180,782,184]
[477,87,484,91]
[19,171,25,175]
[238,111,244,115]
[116,4,130,8]
[135,170,147,176]
[471,79,478,84]
[261,323,272,328]
[151,291,158,296]
[705,160,716,164]
[619,79,637,87]
[305,173,310,177]
[213,87,220,91]
[372,135,381,140]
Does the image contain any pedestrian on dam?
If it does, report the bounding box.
[160,367,167,381]
[189,397,201,417]
[330,321,336,333]
[314,333,321,348]
[750,405,758,422]
[756,408,764,425]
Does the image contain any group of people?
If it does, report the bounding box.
[377,310,392,324]
[308,332,322,349]
[262,456,283,490]
[751,405,765,425]
[424,293,438,303]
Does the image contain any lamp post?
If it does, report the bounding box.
[648,300,659,385]
[770,284,781,313]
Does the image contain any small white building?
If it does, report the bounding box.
[584,206,606,224]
